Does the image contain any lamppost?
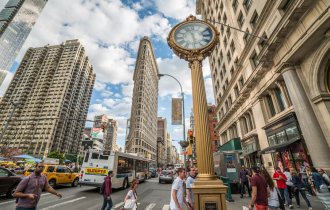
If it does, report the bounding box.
[167,15,227,209]
[158,73,187,170]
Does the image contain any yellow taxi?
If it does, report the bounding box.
[25,165,80,187]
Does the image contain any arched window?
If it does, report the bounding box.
[240,117,248,135]
[266,94,276,117]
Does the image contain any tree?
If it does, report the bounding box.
[47,151,65,164]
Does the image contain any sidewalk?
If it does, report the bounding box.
[226,194,325,209]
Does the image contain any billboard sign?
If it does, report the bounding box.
[172,98,182,125]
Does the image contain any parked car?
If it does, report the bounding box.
[159,170,174,184]
[0,166,22,198]
[149,168,157,178]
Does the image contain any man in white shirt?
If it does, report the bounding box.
[170,168,192,210]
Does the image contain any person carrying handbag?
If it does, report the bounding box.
[122,179,139,210]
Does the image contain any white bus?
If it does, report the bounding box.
[79,149,149,189]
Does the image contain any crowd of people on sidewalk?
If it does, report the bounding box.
[238,165,330,210]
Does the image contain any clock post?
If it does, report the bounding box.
[168,15,227,210]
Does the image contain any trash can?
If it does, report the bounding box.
[220,176,234,202]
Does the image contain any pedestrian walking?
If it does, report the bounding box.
[248,167,268,210]
[260,168,280,210]
[170,168,192,210]
[273,167,293,209]
[310,167,330,209]
[240,165,251,198]
[291,170,312,209]
[186,167,196,209]
[101,171,113,210]
[13,162,62,210]
[283,168,293,200]
[122,179,139,210]
[319,168,330,192]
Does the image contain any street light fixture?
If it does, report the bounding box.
[158,73,187,170]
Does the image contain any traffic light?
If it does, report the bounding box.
[188,129,194,144]
[101,124,106,132]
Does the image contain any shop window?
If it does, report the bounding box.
[286,126,299,141]
[268,135,277,146]
[266,94,276,117]
[276,131,286,144]
[275,88,286,111]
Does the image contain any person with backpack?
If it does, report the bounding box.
[13,162,62,210]
[291,170,312,209]
[100,170,113,210]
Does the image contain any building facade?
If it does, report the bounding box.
[106,119,118,151]
[208,104,220,152]
[171,145,178,165]
[0,0,47,86]
[0,39,95,156]
[197,0,330,172]
[125,37,159,161]
[157,117,167,167]
[92,114,107,149]
[166,132,172,165]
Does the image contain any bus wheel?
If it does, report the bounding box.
[122,178,128,189]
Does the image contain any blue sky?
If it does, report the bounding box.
[0,0,215,152]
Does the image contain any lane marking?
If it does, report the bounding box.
[40,196,86,210]
[0,193,51,206]
[145,203,156,210]
[162,204,170,210]
[111,201,124,209]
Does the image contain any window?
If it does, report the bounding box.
[220,2,224,13]
[47,166,55,172]
[227,51,232,62]
[274,88,286,111]
[56,166,65,173]
[239,77,244,88]
[234,85,239,97]
[266,94,276,117]
[91,153,99,159]
[232,0,238,12]
[230,41,235,53]
[223,14,227,25]
[117,156,134,174]
[230,67,234,76]
[99,154,108,160]
[224,37,228,48]
[250,51,258,68]
[286,126,300,141]
[243,29,250,43]
[226,27,231,37]
[0,168,9,177]
[243,0,253,11]
[250,11,259,28]
[228,96,232,106]
[258,33,268,49]
[237,11,244,27]
[279,0,293,12]
[84,152,89,162]
[221,25,224,34]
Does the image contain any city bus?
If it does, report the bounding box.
[79,149,149,189]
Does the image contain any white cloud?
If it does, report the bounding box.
[94,80,107,91]
[155,0,195,20]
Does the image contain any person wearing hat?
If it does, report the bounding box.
[101,171,113,210]
[249,167,268,210]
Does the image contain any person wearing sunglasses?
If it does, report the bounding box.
[13,162,62,210]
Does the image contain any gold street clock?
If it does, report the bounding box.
[168,15,219,61]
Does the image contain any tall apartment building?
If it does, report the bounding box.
[166,132,172,165]
[125,37,159,161]
[92,114,107,148]
[0,39,95,156]
[0,0,48,86]
[197,0,330,172]
[106,119,118,151]
[208,104,220,152]
[157,117,167,166]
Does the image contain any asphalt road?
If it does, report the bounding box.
[0,178,174,210]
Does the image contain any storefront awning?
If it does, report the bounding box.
[260,138,300,154]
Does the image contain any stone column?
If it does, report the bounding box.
[281,65,330,170]
[251,99,273,171]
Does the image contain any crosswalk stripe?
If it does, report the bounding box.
[40,197,86,210]
[162,204,170,210]
[145,203,156,210]
[111,201,124,209]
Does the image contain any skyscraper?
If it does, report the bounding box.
[0,0,47,86]
[125,37,159,161]
[0,39,95,156]
[106,119,118,151]
[157,117,167,167]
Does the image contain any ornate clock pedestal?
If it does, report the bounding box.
[167,15,227,210]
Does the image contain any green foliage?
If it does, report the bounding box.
[47,151,65,163]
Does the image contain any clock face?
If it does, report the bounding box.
[174,22,213,50]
